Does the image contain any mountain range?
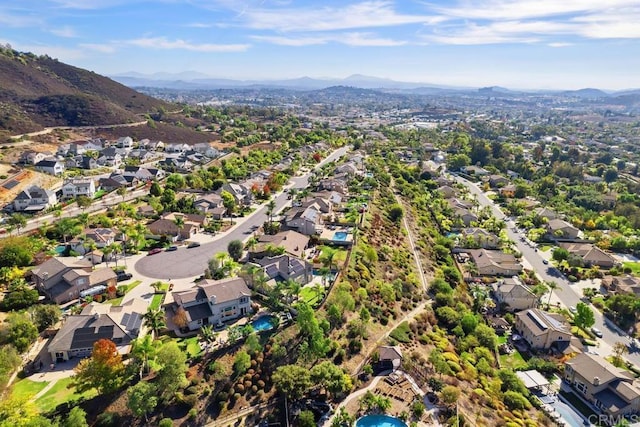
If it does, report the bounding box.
[111,72,639,97]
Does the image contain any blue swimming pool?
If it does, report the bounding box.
[554,399,587,427]
[251,315,277,332]
[333,231,349,241]
[54,245,66,255]
[356,415,407,427]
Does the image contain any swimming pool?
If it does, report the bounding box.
[251,315,277,332]
[356,415,407,427]
[554,398,587,427]
[333,231,349,241]
[54,245,66,255]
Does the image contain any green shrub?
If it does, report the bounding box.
[158,419,173,427]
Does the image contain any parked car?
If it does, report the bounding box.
[187,242,201,248]
[116,272,132,282]
[542,259,549,265]
[166,246,178,252]
[148,248,163,255]
[591,327,603,338]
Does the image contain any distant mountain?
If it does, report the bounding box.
[0,47,171,138]
[560,88,609,98]
[110,72,471,91]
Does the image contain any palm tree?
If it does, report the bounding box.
[267,200,276,224]
[105,242,121,267]
[283,279,301,304]
[546,281,559,309]
[83,237,97,269]
[56,218,80,244]
[318,266,331,287]
[313,283,324,303]
[201,325,216,344]
[319,246,345,272]
[142,307,166,338]
[173,215,185,230]
[8,213,27,235]
[102,244,113,268]
[76,213,90,228]
[131,335,158,379]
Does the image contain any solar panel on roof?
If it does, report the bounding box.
[3,180,19,190]
[527,311,548,331]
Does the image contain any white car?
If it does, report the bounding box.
[591,327,603,338]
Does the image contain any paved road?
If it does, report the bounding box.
[453,174,640,365]
[134,146,349,279]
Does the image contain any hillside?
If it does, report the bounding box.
[0,47,172,139]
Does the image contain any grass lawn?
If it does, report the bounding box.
[11,379,49,400]
[623,262,640,275]
[299,286,323,306]
[177,337,202,358]
[149,293,165,310]
[389,322,412,343]
[35,377,97,414]
[498,335,508,345]
[539,244,553,252]
[559,389,598,419]
[499,350,527,370]
[108,280,142,306]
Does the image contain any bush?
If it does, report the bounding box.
[503,391,531,410]
[158,419,173,427]
[188,408,197,420]
[95,412,121,427]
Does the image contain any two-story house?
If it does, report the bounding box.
[515,308,573,350]
[62,179,96,199]
[116,136,134,149]
[460,228,501,249]
[35,158,65,175]
[170,277,252,331]
[248,230,309,260]
[565,353,640,417]
[284,205,323,236]
[31,257,117,304]
[13,186,57,212]
[194,193,226,219]
[547,219,580,240]
[250,255,313,286]
[469,249,523,277]
[491,277,538,312]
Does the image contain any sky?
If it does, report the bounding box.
[1,0,639,90]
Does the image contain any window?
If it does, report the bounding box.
[575,381,587,394]
[240,297,248,304]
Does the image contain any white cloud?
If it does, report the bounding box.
[124,37,250,52]
[241,0,443,32]
[0,9,42,27]
[186,22,214,28]
[50,25,77,37]
[548,42,573,47]
[252,31,405,47]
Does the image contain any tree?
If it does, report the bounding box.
[74,339,126,394]
[0,239,34,268]
[7,213,27,235]
[143,307,166,338]
[131,335,158,379]
[221,190,237,223]
[0,394,51,426]
[5,312,38,352]
[0,286,38,311]
[298,411,315,427]
[310,361,351,397]
[574,302,595,330]
[440,385,460,407]
[155,341,187,402]
[165,173,186,191]
[76,195,92,211]
[30,304,61,332]
[612,341,629,367]
[552,247,569,262]
[296,302,329,358]
[228,240,244,262]
[266,199,276,224]
[116,186,127,201]
[127,381,158,422]
[172,307,188,330]
[62,406,88,427]
[0,345,21,389]
[56,218,81,244]
[272,364,312,400]
[233,350,251,376]
[546,281,559,309]
[388,204,404,223]
[149,182,163,197]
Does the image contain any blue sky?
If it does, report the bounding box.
[1,0,639,90]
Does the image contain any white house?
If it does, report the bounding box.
[62,179,96,199]
[170,277,252,331]
[35,159,65,176]
[13,186,57,212]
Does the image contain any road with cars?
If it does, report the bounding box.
[453,174,640,365]
[134,146,349,279]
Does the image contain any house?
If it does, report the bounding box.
[47,298,146,362]
[80,156,98,170]
[377,346,403,371]
[454,208,478,227]
[311,190,345,206]
[301,197,332,214]
[116,136,133,149]
[602,275,640,296]
[564,353,640,417]
[165,143,190,153]
[515,308,573,350]
[194,193,225,218]
[284,205,323,236]
[558,243,617,269]
[170,277,252,331]
[546,219,580,240]
[98,174,130,191]
[100,147,123,167]
[460,228,500,249]
[249,230,309,260]
[221,183,253,207]
[13,185,57,212]
[136,205,156,217]
[488,316,511,335]
[250,255,313,285]
[461,165,490,176]
[35,158,65,175]
[68,142,87,156]
[62,179,96,199]
[469,249,523,276]
[488,174,509,187]
[31,257,117,304]
[71,228,117,252]
[19,151,48,165]
[159,158,193,173]
[318,178,348,194]
[499,184,517,198]
[147,213,205,240]
[437,185,456,199]
[128,149,155,164]
[492,277,538,312]
[534,207,558,221]
[192,143,219,158]
[334,163,359,176]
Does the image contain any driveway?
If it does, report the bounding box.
[453,174,639,364]
[134,146,349,280]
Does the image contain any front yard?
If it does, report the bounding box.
[35,377,97,413]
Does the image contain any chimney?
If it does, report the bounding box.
[593,377,600,386]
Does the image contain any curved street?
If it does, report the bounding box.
[453,174,640,366]
[134,146,349,279]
